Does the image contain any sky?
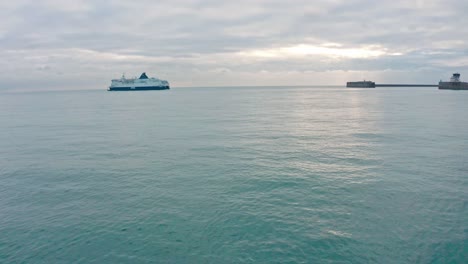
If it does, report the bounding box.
[1,0,467,89]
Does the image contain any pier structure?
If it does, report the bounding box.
[438,73,468,90]
[346,82,437,88]
[347,73,467,89]
[346,81,375,88]
[375,84,438,87]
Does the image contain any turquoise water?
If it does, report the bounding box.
[0,87,467,263]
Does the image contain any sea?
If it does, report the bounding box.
[0,86,467,263]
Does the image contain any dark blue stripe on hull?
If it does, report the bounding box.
[108,86,170,91]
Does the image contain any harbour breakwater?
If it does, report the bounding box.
[346,82,438,88]
[375,84,438,87]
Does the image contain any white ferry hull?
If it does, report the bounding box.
[108,86,170,91]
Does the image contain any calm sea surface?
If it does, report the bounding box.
[0,87,467,263]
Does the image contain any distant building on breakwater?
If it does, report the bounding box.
[438,73,468,90]
[346,81,375,88]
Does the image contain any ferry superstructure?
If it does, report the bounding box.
[108,72,170,91]
[439,73,468,90]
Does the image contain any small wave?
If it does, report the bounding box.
[325,229,352,238]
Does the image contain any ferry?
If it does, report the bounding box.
[108,72,170,91]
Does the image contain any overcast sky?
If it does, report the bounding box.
[1,0,467,89]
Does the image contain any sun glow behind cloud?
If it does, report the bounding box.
[240,44,403,59]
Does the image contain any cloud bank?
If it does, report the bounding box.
[1,0,467,89]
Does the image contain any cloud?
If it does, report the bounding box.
[0,0,467,89]
[239,44,403,59]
